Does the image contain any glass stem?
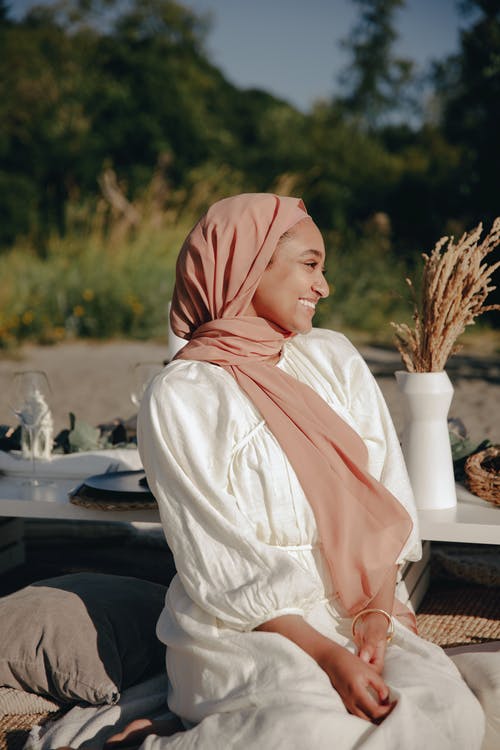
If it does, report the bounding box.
[27,425,37,479]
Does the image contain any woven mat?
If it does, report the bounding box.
[0,687,60,716]
[0,710,66,750]
[416,582,500,648]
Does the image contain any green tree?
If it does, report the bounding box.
[0,7,92,247]
[0,1,11,24]
[380,124,463,257]
[338,0,415,128]
[297,103,402,231]
[433,0,500,227]
[0,0,241,247]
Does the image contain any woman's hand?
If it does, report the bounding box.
[352,611,391,674]
[318,641,395,724]
[350,564,399,674]
[256,614,395,724]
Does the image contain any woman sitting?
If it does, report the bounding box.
[83,193,486,749]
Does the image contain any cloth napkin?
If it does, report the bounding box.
[0,447,142,480]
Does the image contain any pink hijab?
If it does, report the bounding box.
[171,193,414,622]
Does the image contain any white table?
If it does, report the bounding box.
[0,476,161,524]
[1,475,498,603]
[417,484,500,545]
[0,477,498,541]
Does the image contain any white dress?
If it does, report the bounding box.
[137,329,484,750]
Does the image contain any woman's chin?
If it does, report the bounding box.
[267,313,313,335]
[293,320,314,335]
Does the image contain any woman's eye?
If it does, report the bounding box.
[304,262,326,274]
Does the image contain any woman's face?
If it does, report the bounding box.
[245,218,329,333]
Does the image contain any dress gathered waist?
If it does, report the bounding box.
[267,541,339,608]
[267,542,321,552]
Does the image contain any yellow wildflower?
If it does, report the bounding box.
[52,327,66,340]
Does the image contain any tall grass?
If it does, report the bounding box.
[0,171,425,349]
[0,221,195,350]
[0,228,193,348]
[0,162,260,349]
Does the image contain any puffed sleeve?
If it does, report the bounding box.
[338,336,421,563]
[137,361,323,632]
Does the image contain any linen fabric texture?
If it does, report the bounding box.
[137,329,484,749]
[0,573,167,704]
[170,193,413,620]
[448,643,500,750]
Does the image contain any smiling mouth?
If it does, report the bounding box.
[299,299,316,310]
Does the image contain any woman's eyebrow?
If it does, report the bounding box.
[299,249,323,258]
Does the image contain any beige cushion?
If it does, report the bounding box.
[447,642,500,750]
[0,573,166,705]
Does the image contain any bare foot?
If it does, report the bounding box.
[104,717,184,748]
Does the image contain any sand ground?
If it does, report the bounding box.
[0,338,498,444]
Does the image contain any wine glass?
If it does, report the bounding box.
[130,362,163,408]
[9,370,52,486]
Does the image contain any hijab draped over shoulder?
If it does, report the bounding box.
[170,193,414,625]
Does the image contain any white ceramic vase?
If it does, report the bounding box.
[395,370,457,510]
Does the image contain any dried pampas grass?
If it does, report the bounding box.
[391,218,500,372]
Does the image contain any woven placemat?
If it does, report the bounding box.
[68,470,157,511]
[70,494,158,511]
[416,582,500,648]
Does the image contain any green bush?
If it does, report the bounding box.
[0,220,189,348]
[315,219,412,344]
[0,202,418,349]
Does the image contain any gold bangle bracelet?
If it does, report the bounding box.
[351,608,395,643]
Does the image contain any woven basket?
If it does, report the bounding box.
[465,446,500,505]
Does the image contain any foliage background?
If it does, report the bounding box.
[0,0,498,350]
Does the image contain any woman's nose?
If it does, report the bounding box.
[313,273,329,299]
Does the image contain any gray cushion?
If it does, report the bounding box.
[0,573,167,705]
